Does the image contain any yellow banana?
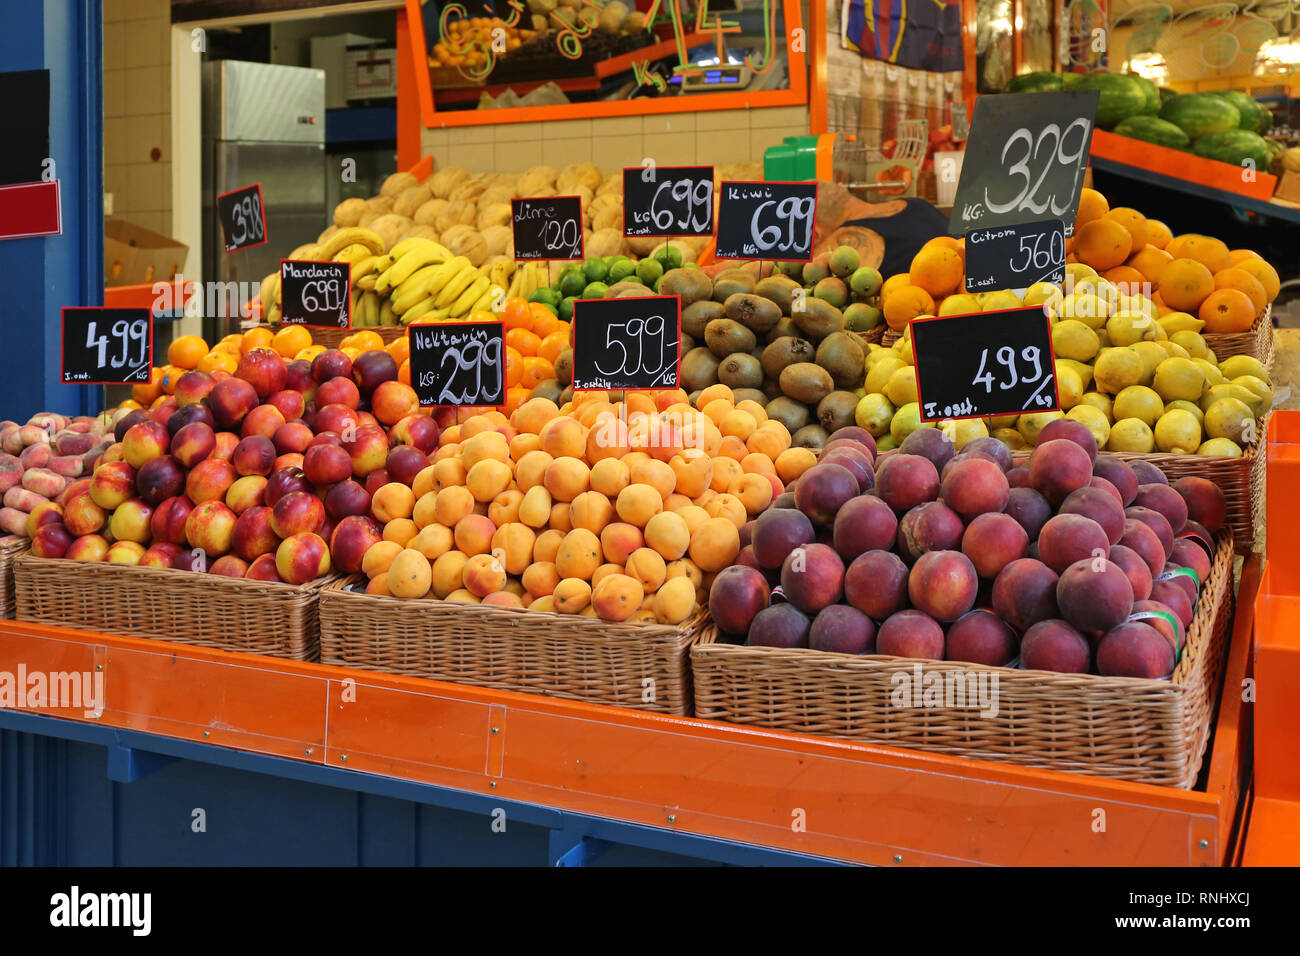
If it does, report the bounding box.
[267,302,282,324]
[360,291,379,327]
[470,285,499,315]
[379,298,397,326]
[259,272,281,311]
[350,255,385,285]
[400,296,439,324]
[434,263,480,309]
[505,266,521,300]
[385,237,451,265]
[391,264,444,314]
[409,256,469,303]
[489,260,514,293]
[332,242,374,264]
[449,276,490,317]
[317,227,385,260]
[377,244,452,294]
[287,243,320,260]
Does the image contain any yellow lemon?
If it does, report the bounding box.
[883,365,918,406]
[1108,417,1155,453]
[1158,312,1204,334]
[1198,437,1243,457]
[889,402,928,446]
[1172,331,1209,359]
[938,293,981,316]
[1220,355,1269,383]
[892,334,915,365]
[1164,399,1205,427]
[1017,411,1065,445]
[1055,363,1083,410]
[1153,409,1202,454]
[981,289,1024,312]
[1106,311,1158,346]
[1093,347,1144,395]
[864,355,905,394]
[1052,319,1101,361]
[1203,397,1254,444]
[855,392,896,437]
[1079,391,1114,419]
[993,427,1030,450]
[1231,375,1272,418]
[1067,403,1111,450]
[1113,385,1164,427]
[1152,357,1206,402]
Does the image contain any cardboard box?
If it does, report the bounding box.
[311,33,382,110]
[104,219,188,288]
[1274,170,1300,205]
[344,46,398,102]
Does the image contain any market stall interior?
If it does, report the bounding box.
[0,0,1298,867]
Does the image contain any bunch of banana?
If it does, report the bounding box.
[374,238,454,295]
[317,226,385,260]
[352,290,382,327]
[505,260,544,302]
[485,259,515,298]
[259,271,282,324]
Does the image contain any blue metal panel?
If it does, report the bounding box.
[0,710,843,866]
[325,106,397,144]
[0,0,102,421]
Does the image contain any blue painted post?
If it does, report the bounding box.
[0,0,103,421]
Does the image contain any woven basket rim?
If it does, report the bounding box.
[693,530,1232,694]
[13,552,338,596]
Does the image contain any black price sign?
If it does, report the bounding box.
[949,90,1098,238]
[964,219,1066,293]
[280,259,351,327]
[910,307,1059,422]
[572,296,680,391]
[512,196,583,259]
[409,321,505,407]
[61,307,153,385]
[715,180,817,261]
[217,183,267,252]
[622,165,715,237]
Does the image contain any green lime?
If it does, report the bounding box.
[559,295,576,320]
[654,244,684,269]
[582,281,609,299]
[636,258,663,285]
[530,287,561,307]
[608,258,636,283]
[583,257,608,282]
[559,269,587,298]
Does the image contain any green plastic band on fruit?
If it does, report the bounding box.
[1157,566,1200,588]
[1126,609,1182,662]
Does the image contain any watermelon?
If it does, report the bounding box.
[1062,72,1085,89]
[1207,89,1271,133]
[1159,87,1178,105]
[1007,71,1064,93]
[1160,93,1240,139]
[1113,115,1190,149]
[1126,73,1161,115]
[1074,73,1151,128]
[1192,129,1273,173]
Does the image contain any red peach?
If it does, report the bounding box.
[88,460,136,510]
[150,495,194,545]
[330,515,383,573]
[208,377,260,430]
[66,534,110,562]
[351,350,397,394]
[271,490,326,538]
[323,479,370,521]
[265,467,310,507]
[285,358,314,394]
[246,553,281,581]
[135,454,186,505]
[174,370,215,407]
[185,458,237,504]
[363,468,391,497]
[314,403,360,437]
[275,531,331,584]
[108,497,154,543]
[64,493,106,536]
[121,420,170,468]
[240,404,285,440]
[311,348,351,383]
[105,540,146,565]
[185,500,237,556]
[209,555,249,578]
[225,475,268,514]
[231,435,276,477]
[272,421,313,455]
[211,431,239,463]
[265,389,306,422]
[385,446,429,487]
[231,505,280,562]
[303,443,353,486]
[139,541,183,567]
[32,523,74,558]
[235,347,287,398]
[171,422,216,467]
[315,376,361,410]
[372,380,420,426]
[389,413,440,454]
[344,423,389,476]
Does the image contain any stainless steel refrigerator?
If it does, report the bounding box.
[202,59,325,340]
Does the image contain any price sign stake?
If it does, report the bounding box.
[571,296,680,391]
[714,181,818,261]
[949,90,1098,238]
[280,259,351,327]
[910,306,1060,422]
[61,307,153,385]
[512,196,584,260]
[964,219,1066,294]
[409,321,505,407]
[217,183,267,253]
[622,166,715,237]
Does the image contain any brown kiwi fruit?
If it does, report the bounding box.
[605,280,653,299]
[553,349,573,385]
[680,346,721,392]
[680,332,695,355]
[817,390,860,432]
[724,292,782,335]
[779,362,834,404]
[760,336,815,381]
[530,379,564,404]
[682,300,725,338]
[792,423,830,449]
[762,378,784,401]
[753,274,799,313]
[766,315,801,343]
[791,297,845,341]
[815,331,866,389]
[733,387,767,406]
[704,318,756,358]
[765,396,810,433]
[712,272,756,301]
[717,352,763,390]
[658,267,712,306]
[558,385,574,407]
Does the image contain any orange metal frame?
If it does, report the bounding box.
[0,554,1256,865]
[402,0,808,128]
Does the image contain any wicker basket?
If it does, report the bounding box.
[318,576,705,714]
[1202,306,1274,369]
[0,537,27,619]
[12,556,332,660]
[854,326,886,348]
[692,531,1234,788]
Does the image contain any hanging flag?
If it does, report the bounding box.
[842,0,965,73]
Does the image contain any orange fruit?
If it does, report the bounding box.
[167,334,209,370]
[132,367,165,405]
[159,365,184,395]
[521,356,553,389]
[469,310,496,324]
[531,311,563,339]
[539,330,568,364]
[921,235,965,258]
[504,346,524,388]
[882,285,935,332]
[214,338,242,355]
[1126,245,1173,284]
[271,324,312,358]
[879,272,913,305]
[398,358,410,386]
[241,326,274,354]
[1212,267,1268,315]
[1198,288,1255,333]
[1101,265,1148,295]
[1102,207,1148,252]
[1074,187,1109,231]
[504,386,531,416]
[1164,234,1230,273]
[528,303,555,327]
[295,345,326,363]
[386,335,411,366]
[1158,258,1215,312]
[1150,291,1173,316]
[501,297,533,330]
[350,330,384,352]
[908,245,964,297]
[1231,256,1280,301]
[1073,218,1132,271]
[1227,248,1262,266]
[506,327,542,357]
[1146,219,1173,249]
[197,350,238,375]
